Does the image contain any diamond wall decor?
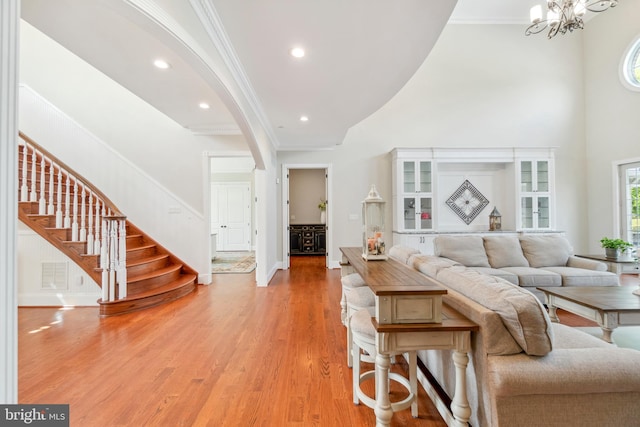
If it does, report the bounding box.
[446,180,489,225]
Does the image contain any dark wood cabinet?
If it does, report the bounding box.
[289,224,326,255]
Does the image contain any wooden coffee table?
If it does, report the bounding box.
[537,286,640,344]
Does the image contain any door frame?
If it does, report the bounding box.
[282,163,332,269]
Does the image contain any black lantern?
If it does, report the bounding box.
[489,206,502,231]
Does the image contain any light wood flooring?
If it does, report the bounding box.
[19,256,446,427]
[19,256,639,426]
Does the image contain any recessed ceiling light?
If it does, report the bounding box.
[300,115,309,122]
[199,102,210,109]
[289,47,305,58]
[153,59,171,69]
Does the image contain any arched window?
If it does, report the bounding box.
[621,36,640,92]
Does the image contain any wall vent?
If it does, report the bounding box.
[41,262,68,289]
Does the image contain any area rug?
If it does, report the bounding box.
[574,326,640,351]
[212,251,256,274]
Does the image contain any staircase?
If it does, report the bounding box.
[17,132,198,317]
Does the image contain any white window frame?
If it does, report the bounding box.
[619,34,640,92]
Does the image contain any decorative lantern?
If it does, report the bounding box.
[362,185,387,261]
[489,206,502,231]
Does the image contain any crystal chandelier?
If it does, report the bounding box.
[525,0,618,39]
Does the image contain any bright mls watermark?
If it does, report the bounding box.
[0,405,69,426]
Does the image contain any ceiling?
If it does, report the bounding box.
[20,0,537,153]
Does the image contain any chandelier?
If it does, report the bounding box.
[525,0,618,39]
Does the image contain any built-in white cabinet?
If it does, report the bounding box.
[391,147,556,253]
[516,159,554,230]
[394,159,434,231]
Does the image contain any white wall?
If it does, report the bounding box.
[289,169,326,224]
[18,21,251,286]
[584,0,640,252]
[278,23,588,265]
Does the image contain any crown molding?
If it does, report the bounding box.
[189,0,281,149]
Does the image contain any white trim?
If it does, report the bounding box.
[619,33,640,92]
[282,163,333,269]
[612,156,640,239]
[0,0,19,403]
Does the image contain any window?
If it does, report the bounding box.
[621,36,640,91]
[619,162,640,246]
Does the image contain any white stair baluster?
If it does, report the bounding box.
[38,157,46,214]
[63,173,70,228]
[47,160,54,215]
[79,185,87,242]
[55,170,63,228]
[71,181,78,241]
[30,149,37,202]
[94,199,102,254]
[117,218,127,299]
[86,194,94,255]
[20,143,28,202]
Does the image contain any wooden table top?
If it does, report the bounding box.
[537,286,640,312]
[576,254,638,264]
[339,247,447,296]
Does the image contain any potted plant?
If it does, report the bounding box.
[600,237,633,259]
[318,199,327,224]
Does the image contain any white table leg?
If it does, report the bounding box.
[374,352,393,427]
[451,350,472,427]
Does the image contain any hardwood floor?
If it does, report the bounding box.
[19,256,447,427]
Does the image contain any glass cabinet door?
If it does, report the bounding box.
[419,161,432,193]
[521,197,533,229]
[537,196,550,228]
[403,161,416,193]
[521,161,533,192]
[419,197,432,229]
[536,161,549,192]
[403,197,416,229]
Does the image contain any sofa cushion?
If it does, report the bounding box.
[501,267,562,287]
[388,245,421,265]
[550,323,612,349]
[483,236,530,268]
[468,267,519,285]
[519,234,573,267]
[434,235,490,267]
[539,267,620,287]
[409,254,459,279]
[437,266,554,356]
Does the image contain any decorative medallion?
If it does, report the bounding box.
[446,180,489,225]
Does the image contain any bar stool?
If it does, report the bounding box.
[344,285,375,367]
[341,273,367,324]
[350,308,418,418]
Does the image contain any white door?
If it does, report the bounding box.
[212,183,251,251]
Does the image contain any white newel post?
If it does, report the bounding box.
[117,218,127,299]
[100,217,109,302]
[0,0,20,404]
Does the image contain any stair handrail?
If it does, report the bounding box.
[18,131,127,302]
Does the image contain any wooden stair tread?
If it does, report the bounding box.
[126,253,168,268]
[127,263,183,283]
[99,274,197,303]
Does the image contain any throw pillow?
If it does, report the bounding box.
[434,235,490,267]
[437,266,554,356]
[520,234,573,268]
[483,236,530,268]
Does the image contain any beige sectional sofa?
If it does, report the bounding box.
[387,245,640,427]
[433,234,619,301]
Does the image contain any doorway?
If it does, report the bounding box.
[210,157,255,260]
[282,164,332,270]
